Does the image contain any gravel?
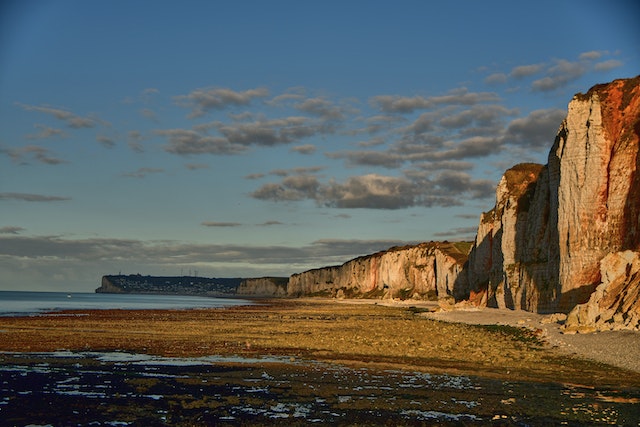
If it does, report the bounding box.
[421,307,640,373]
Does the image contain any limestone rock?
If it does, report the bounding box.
[563,251,640,333]
[463,76,640,314]
[236,277,289,297]
[287,242,471,300]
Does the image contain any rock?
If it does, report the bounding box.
[462,76,640,314]
[236,277,289,297]
[540,313,567,324]
[287,241,471,301]
[563,251,640,333]
[271,77,640,332]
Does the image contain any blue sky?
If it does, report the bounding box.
[1,0,639,291]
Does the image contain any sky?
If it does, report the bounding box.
[1,0,639,292]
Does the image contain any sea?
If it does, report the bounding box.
[0,290,251,316]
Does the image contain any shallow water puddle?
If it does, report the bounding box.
[1,351,639,425]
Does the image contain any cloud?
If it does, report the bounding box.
[139,108,158,121]
[26,124,67,140]
[17,103,97,128]
[121,167,164,178]
[185,163,209,170]
[290,144,316,155]
[2,145,67,165]
[0,192,71,202]
[174,87,269,118]
[127,130,145,153]
[96,135,116,148]
[370,88,500,114]
[295,97,347,120]
[326,150,403,169]
[258,221,284,226]
[432,170,495,199]
[318,174,419,209]
[484,73,508,85]
[0,235,415,276]
[201,221,242,227]
[532,59,588,92]
[251,174,321,202]
[594,59,623,72]
[432,226,478,239]
[510,64,544,79]
[265,166,325,177]
[438,105,518,130]
[424,136,502,161]
[157,128,246,155]
[213,116,330,146]
[159,114,332,155]
[0,226,25,234]
[503,108,566,149]
[359,115,405,134]
[579,50,606,60]
[250,171,454,209]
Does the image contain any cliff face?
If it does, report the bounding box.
[563,251,640,332]
[465,76,640,313]
[288,242,471,300]
[237,77,640,327]
[236,277,289,297]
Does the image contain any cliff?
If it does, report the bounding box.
[464,76,640,314]
[97,275,242,296]
[563,251,640,332]
[236,277,289,297]
[287,241,471,300]
[203,77,640,331]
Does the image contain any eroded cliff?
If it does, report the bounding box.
[464,76,640,313]
[288,241,471,300]
[563,250,640,332]
[238,77,640,328]
[236,277,289,297]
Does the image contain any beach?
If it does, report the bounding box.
[1,299,639,425]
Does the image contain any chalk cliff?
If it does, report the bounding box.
[287,242,471,300]
[238,77,640,329]
[236,277,289,297]
[563,250,640,332]
[464,76,640,313]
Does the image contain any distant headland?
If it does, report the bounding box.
[97,274,245,297]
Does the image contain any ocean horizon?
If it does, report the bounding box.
[0,291,252,316]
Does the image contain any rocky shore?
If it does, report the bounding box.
[0,300,638,385]
[1,301,639,425]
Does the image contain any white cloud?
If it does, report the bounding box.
[174,87,269,118]
[510,64,544,79]
[17,103,98,128]
[594,59,623,72]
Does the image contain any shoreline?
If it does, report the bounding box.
[0,298,638,385]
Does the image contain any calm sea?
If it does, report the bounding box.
[0,291,252,316]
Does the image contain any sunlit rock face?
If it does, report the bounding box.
[287,242,471,300]
[564,251,640,333]
[465,76,640,313]
[466,163,547,311]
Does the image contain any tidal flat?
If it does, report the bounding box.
[1,299,639,425]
